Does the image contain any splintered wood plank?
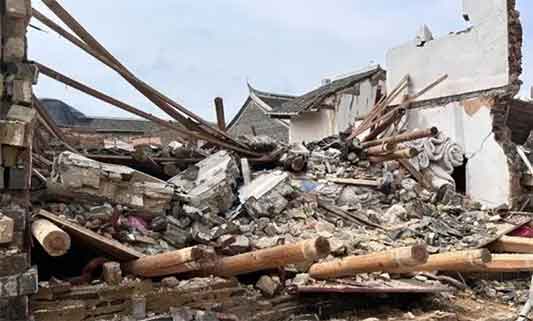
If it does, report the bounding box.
[491,236,533,253]
[292,279,452,294]
[325,177,380,188]
[475,213,532,249]
[37,210,143,261]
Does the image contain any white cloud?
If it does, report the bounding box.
[29,0,529,121]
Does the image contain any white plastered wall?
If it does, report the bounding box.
[386,0,510,103]
[335,79,378,133]
[289,109,336,144]
[407,100,511,207]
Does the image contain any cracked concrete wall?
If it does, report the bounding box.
[386,0,511,103]
[407,98,511,207]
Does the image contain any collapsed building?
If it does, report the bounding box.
[0,0,533,321]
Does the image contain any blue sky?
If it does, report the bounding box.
[29,0,532,122]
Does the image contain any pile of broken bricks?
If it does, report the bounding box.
[0,0,527,319]
[18,75,533,321]
[23,125,533,321]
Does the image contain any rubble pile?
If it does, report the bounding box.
[28,73,533,321]
[26,70,533,319]
[2,0,531,320]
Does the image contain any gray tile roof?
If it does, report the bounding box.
[40,98,160,133]
[227,85,295,142]
[270,66,384,116]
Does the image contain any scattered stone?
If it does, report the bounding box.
[169,151,240,216]
[256,275,282,297]
[161,277,179,288]
[382,204,407,225]
[102,262,122,286]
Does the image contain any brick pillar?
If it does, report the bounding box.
[0,1,39,320]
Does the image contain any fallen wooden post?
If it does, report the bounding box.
[461,254,533,273]
[211,238,330,277]
[363,107,406,142]
[362,127,439,148]
[31,218,71,257]
[386,249,491,273]
[38,210,144,261]
[490,236,533,253]
[365,142,397,155]
[123,246,216,278]
[368,148,420,162]
[326,177,380,188]
[102,262,123,285]
[308,245,428,280]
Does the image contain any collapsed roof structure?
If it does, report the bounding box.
[1,0,533,321]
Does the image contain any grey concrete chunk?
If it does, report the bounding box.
[169,151,240,216]
[49,152,174,215]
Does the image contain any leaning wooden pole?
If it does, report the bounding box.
[363,108,406,142]
[386,249,491,273]
[123,246,215,278]
[368,148,420,162]
[31,219,71,257]
[211,238,330,277]
[362,127,439,148]
[36,63,260,157]
[37,1,245,150]
[308,245,428,280]
[33,95,78,153]
[34,7,246,150]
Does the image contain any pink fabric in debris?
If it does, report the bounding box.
[127,216,149,234]
[510,226,533,238]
